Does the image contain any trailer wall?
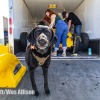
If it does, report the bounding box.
[13,0,37,39]
[13,0,37,54]
[74,0,100,55]
[74,0,100,39]
[0,0,9,45]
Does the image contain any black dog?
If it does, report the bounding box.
[25,25,58,96]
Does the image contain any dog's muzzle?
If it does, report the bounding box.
[38,38,46,46]
[36,33,49,49]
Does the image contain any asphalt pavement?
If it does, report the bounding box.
[0,60,100,100]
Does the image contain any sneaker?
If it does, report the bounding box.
[62,53,66,57]
[52,52,57,56]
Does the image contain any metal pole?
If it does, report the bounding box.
[8,0,14,54]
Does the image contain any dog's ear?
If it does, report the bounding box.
[26,28,36,46]
[51,30,58,47]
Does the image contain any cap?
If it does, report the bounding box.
[39,21,45,25]
[62,11,67,19]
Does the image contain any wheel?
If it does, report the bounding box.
[72,33,80,53]
[20,32,28,51]
[81,33,89,51]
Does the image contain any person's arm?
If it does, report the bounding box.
[68,20,72,32]
[68,13,73,32]
[49,14,56,29]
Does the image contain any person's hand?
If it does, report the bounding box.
[49,23,53,29]
[49,24,52,29]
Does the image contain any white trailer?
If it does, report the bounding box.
[0,0,100,58]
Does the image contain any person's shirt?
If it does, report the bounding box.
[66,12,82,26]
[55,15,62,25]
[64,18,67,24]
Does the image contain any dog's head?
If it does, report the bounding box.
[26,25,58,54]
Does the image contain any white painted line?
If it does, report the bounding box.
[18,59,25,60]
[18,59,100,61]
[17,57,25,58]
[17,56,99,59]
[51,59,100,60]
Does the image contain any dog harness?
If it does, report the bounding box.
[32,52,49,66]
[30,45,50,66]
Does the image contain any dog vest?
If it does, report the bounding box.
[32,52,49,66]
[30,44,50,66]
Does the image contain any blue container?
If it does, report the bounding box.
[4,32,8,36]
[88,48,92,55]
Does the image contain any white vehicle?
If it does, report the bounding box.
[0,0,100,59]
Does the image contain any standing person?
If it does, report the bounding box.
[62,11,82,49]
[45,9,68,56]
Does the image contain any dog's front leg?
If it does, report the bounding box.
[42,67,50,95]
[29,68,39,96]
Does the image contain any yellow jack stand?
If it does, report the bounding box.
[0,53,26,88]
[0,43,9,55]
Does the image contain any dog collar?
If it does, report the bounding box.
[30,45,44,55]
[31,45,38,50]
[31,45,35,49]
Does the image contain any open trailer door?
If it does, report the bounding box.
[10,0,100,60]
[8,0,14,54]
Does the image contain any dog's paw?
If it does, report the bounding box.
[45,89,50,95]
[34,91,39,96]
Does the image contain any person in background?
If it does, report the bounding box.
[39,21,45,25]
[62,11,82,49]
[38,17,48,26]
[43,17,56,29]
[45,9,68,56]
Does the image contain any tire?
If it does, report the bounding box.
[20,32,28,52]
[81,33,89,51]
[72,33,80,53]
